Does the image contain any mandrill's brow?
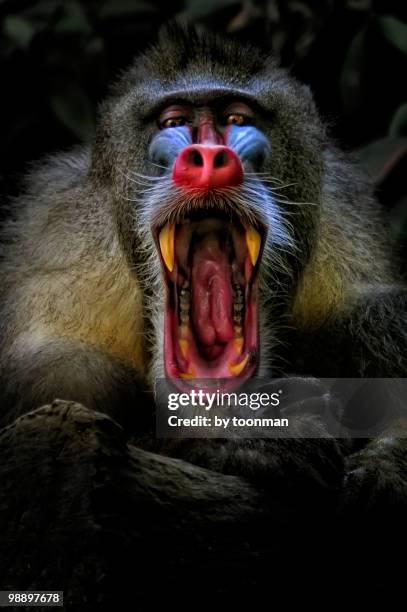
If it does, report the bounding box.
[157,100,256,124]
[141,89,267,122]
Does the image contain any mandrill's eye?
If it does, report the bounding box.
[160,116,187,129]
[225,113,251,126]
[158,105,191,130]
[222,102,255,127]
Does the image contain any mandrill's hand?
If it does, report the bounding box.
[156,377,346,499]
[341,420,407,515]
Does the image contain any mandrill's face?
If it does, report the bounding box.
[141,95,292,392]
[97,30,324,392]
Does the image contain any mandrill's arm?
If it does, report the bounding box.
[0,154,150,430]
[0,252,150,430]
[289,286,407,377]
[0,338,150,430]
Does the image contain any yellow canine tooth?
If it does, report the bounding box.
[159,223,175,272]
[245,226,261,266]
[179,367,196,379]
[179,339,189,358]
[234,337,244,353]
[228,354,249,376]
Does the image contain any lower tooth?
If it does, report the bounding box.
[229,354,249,376]
[179,339,189,358]
[179,366,196,379]
[180,284,190,319]
[234,338,243,353]
[180,325,189,338]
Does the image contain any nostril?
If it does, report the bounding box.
[213,150,228,168]
[173,144,243,189]
[186,149,204,167]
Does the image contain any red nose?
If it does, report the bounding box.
[172,145,243,190]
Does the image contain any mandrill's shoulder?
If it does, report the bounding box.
[1,146,93,235]
[0,145,115,279]
[21,146,91,196]
[1,146,102,235]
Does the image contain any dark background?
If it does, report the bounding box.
[1,0,406,270]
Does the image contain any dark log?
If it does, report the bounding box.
[2,399,399,609]
[0,400,295,609]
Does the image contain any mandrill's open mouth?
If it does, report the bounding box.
[155,208,264,391]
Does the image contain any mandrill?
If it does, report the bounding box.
[1,23,407,495]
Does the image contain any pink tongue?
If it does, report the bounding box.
[191,236,235,348]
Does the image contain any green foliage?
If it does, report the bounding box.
[98,0,156,18]
[3,15,36,50]
[356,138,407,183]
[50,83,95,142]
[340,27,366,113]
[184,0,239,20]
[378,15,407,56]
[389,104,407,138]
[54,0,92,35]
